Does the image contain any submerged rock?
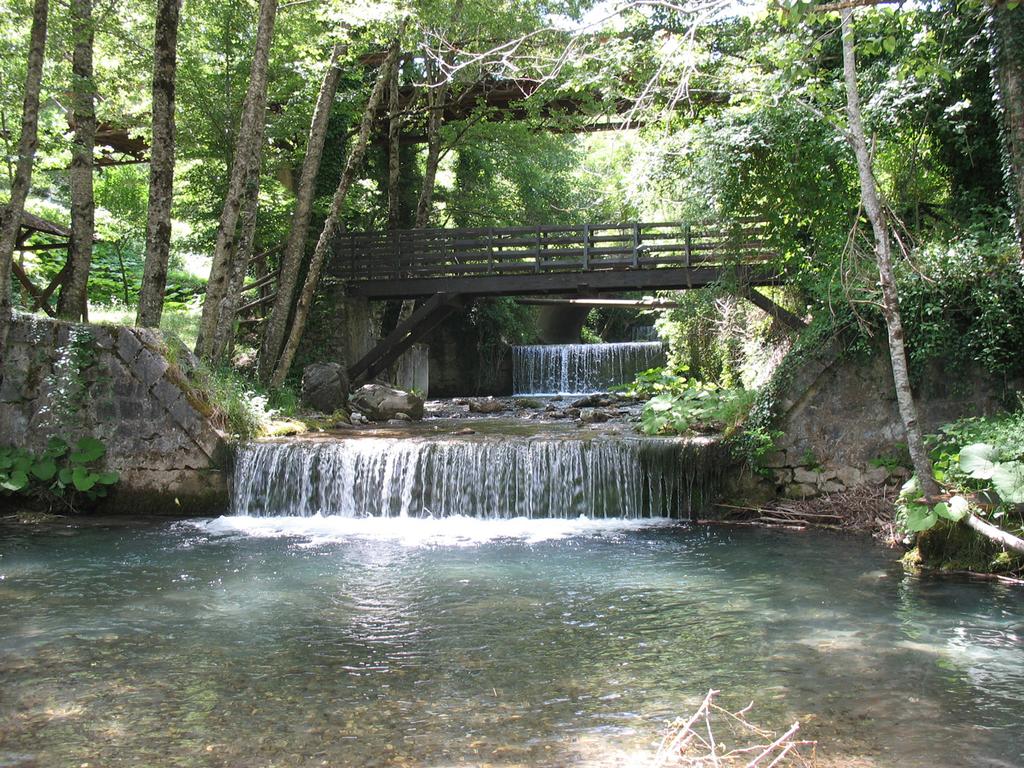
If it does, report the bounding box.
[301,363,349,413]
[350,384,424,421]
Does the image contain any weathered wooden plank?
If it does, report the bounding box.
[346,265,783,298]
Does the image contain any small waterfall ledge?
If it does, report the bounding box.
[232,432,726,520]
[512,342,666,395]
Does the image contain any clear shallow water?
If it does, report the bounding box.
[1,519,1022,768]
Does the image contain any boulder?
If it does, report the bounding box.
[578,408,611,424]
[301,363,349,414]
[468,397,508,414]
[571,393,617,408]
[350,384,424,421]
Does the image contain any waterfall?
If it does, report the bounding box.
[232,434,724,520]
[512,342,666,395]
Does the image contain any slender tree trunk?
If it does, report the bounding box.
[269,35,402,389]
[57,0,96,322]
[136,0,182,328]
[988,0,1024,258]
[195,0,277,360]
[387,50,402,229]
[0,0,48,356]
[256,42,345,384]
[209,143,261,364]
[840,9,940,500]
[414,57,450,229]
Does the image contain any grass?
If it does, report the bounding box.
[88,301,202,350]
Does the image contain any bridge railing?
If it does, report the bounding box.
[331,217,775,282]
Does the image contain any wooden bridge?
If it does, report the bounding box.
[329,216,780,299]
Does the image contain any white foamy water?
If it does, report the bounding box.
[197,514,681,547]
[230,435,724,520]
[512,342,665,394]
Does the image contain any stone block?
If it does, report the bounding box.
[115,327,143,364]
[92,327,115,349]
[836,466,864,487]
[785,483,818,499]
[864,466,890,485]
[821,480,845,494]
[772,468,793,485]
[151,377,184,408]
[119,399,144,420]
[761,451,788,468]
[793,467,822,485]
[169,396,203,436]
[134,348,170,387]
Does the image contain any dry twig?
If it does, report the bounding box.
[653,690,816,767]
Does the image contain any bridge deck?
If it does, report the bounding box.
[331,218,781,299]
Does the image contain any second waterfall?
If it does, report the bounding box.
[512,341,665,395]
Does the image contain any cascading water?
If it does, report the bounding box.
[511,341,665,395]
[232,433,724,520]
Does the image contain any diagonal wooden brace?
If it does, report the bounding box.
[348,292,468,384]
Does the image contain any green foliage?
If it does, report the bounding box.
[896,410,1024,566]
[897,223,1024,380]
[0,437,119,512]
[623,366,754,436]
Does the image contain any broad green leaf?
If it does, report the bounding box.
[946,495,969,522]
[70,437,106,464]
[72,466,97,492]
[992,461,1024,504]
[1,470,29,492]
[57,467,74,486]
[905,504,938,532]
[96,471,119,485]
[648,395,676,413]
[44,438,69,459]
[31,459,57,482]
[959,443,1000,480]
[883,36,896,53]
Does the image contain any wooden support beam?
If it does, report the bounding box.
[347,266,782,299]
[349,293,468,384]
[516,297,686,309]
[11,259,56,317]
[737,286,806,331]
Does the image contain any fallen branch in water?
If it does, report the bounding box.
[715,485,899,544]
[653,689,816,767]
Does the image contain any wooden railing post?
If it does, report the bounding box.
[487,227,494,274]
[684,223,692,267]
[534,224,541,272]
[631,222,641,268]
[582,223,590,270]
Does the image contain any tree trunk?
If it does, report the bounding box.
[256,42,345,384]
[387,49,402,230]
[195,0,277,360]
[988,0,1024,258]
[0,0,48,356]
[209,142,262,364]
[414,57,450,229]
[136,0,182,328]
[840,9,940,500]
[964,512,1024,554]
[269,35,402,389]
[57,0,96,322]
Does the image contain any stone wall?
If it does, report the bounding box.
[0,315,228,513]
[759,340,1022,498]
